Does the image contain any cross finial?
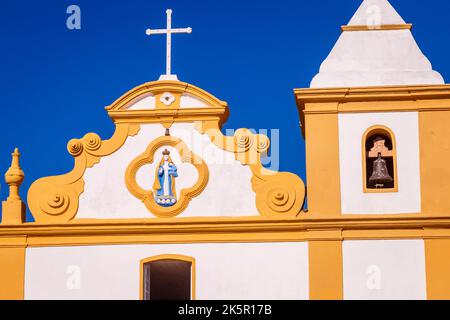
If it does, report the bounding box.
[145,9,192,81]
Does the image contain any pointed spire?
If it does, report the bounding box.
[310,0,445,88]
[2,148,26,225]
[348,0,405,26]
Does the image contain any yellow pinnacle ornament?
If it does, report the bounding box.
[2,148,25,224]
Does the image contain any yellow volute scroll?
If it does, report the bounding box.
[27,124,141,223]
[195,121,305,218]
[27,80,306,223]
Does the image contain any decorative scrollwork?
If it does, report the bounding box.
[196,121,305,218]
[28,124,140,223]
[252,172,305,218]
[38,182,82,217]
[84,133,102,152]
[68,139,84,157]
[234,129,254,153]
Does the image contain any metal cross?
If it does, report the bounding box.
[145,9,192,76]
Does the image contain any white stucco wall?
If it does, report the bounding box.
[343,239,426,300]
[77,122,259,219]
[24,242,309,300]
[338,112,421,214]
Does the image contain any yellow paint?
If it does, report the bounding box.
[27,80,306,223]
[425,238,450,299]
[0,237,26,300]
[303,110,341,216]
[139,254,196,300]
[27,124,141,223]
[125,135,209,218]
[196,121,305,218]
[341,24,413,32]
[294,84,450,218]
[2,148,26,225]
[308,238,343,300]
[0,214,447,247]
[361,125,398,193]
[419,111,450,214]
[294,85,450,115]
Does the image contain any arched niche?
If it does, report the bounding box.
[362,125,398,193]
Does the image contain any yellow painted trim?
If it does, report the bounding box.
[0,236,26,300]
[341,24,412,32]
[139,254,196,300]
[27,81,306,223]
[125,135,209,218]
[304,112,341,216]
[196,121,306,218]
[361,125,398,193]
[0,214,450,247]
[295,85,450,116]
[27,124,141,223]
[419,110,450,215]
[425,238,450,299]
[308,238,343,300]
[105,80,230,128]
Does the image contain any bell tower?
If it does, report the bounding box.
[295,0,450,216]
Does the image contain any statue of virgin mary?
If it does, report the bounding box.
[153,149,178,207]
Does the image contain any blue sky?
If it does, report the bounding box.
[1,0,449,221]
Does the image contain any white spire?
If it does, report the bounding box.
[310,0,444,88]
[348,0,405,26]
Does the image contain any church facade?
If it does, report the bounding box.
[2,0,450,300]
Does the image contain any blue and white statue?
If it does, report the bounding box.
[153,149,178,207]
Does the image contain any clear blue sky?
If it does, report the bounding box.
[1,0,449,221]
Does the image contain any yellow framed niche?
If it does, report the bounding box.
[362,125,398,193]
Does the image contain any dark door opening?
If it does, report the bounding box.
[143,259,192,300]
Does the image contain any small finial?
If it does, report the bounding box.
[2,148,26,224]
[5,148,25,201]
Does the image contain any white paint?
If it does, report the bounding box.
[24,242,309,300]
[127,94,156,110]
[338,112,421,214]
[180,93,209,108]
[158,74,179,81]
[343,240,426,300]
[77,122,259,219]
[159,92,176,106]
[348,0,405,26]
[145,9,192,76]
[311,1,444,88]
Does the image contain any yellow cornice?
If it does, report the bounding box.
[1,214,450,247]
[295,85,450,115]
[341,24,413,32]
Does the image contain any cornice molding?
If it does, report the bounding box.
[1,214,450,247]
[341,24,413,32]
[295,85,450,115]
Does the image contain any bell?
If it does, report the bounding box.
[369,154,393,187]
